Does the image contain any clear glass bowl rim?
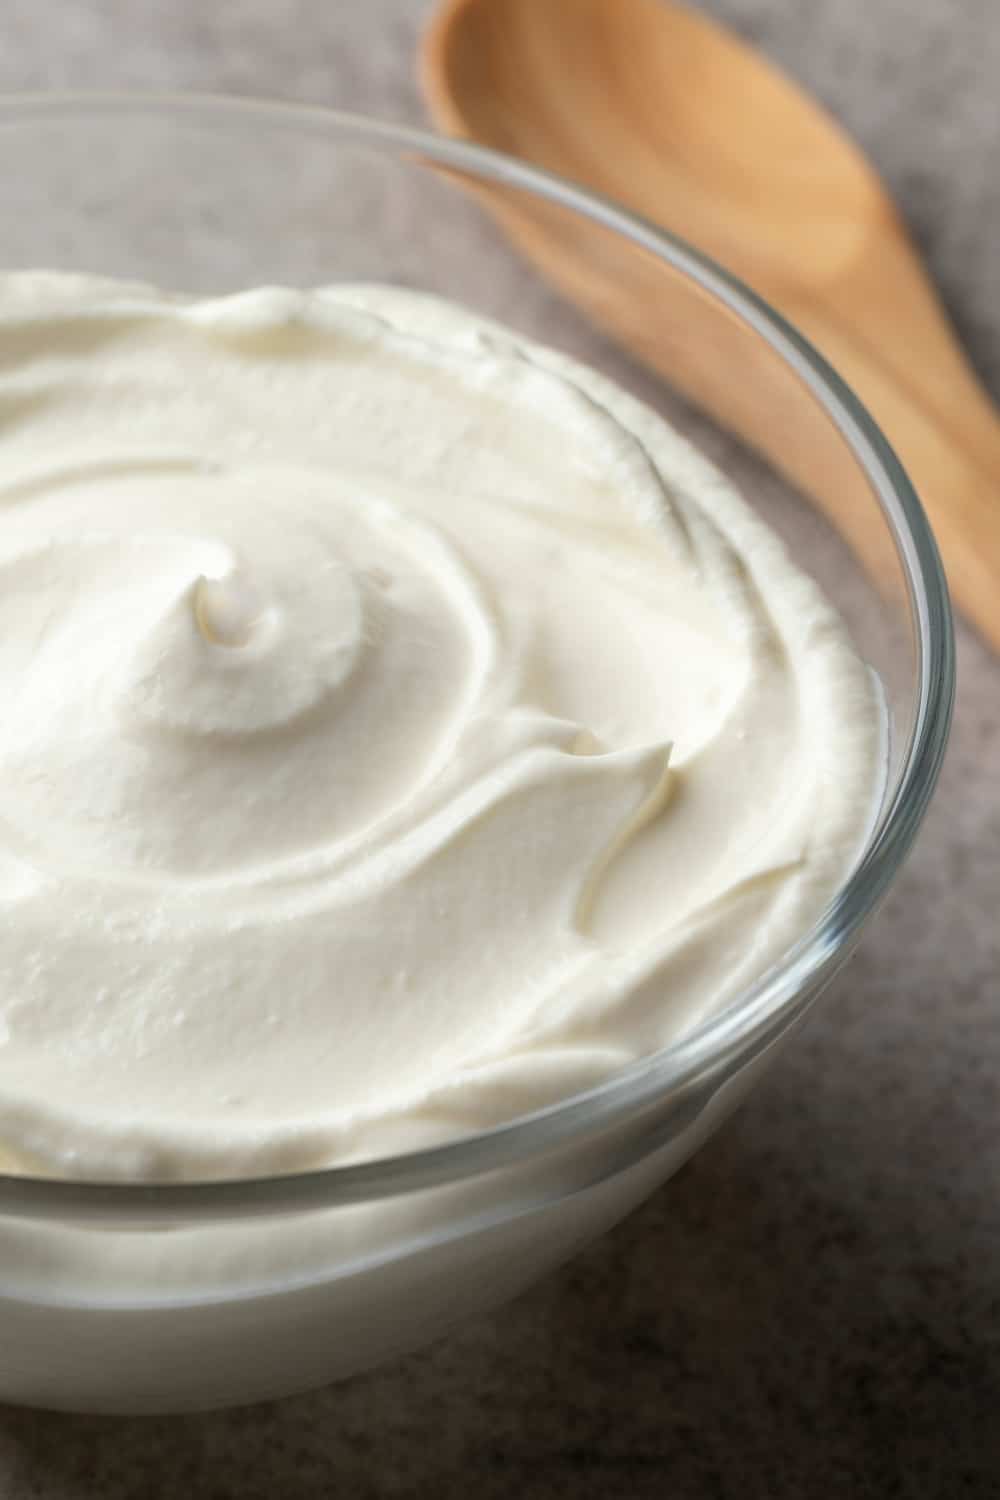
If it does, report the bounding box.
[0,91,954,1222]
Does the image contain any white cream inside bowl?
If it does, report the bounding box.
[0,272,882,1182]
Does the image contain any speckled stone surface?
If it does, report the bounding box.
[1,1,998,1494]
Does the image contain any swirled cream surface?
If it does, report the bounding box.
[0,273,881,1180]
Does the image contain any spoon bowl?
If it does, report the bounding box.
[424,0,999,645]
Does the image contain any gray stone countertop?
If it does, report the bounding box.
[1,1,998,1495]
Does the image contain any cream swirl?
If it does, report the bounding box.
[0,274,882,1179]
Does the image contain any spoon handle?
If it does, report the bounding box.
[422,0,1000,646]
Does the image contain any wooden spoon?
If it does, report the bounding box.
[423,0,1000,645]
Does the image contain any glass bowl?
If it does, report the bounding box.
[0,95,953,1413]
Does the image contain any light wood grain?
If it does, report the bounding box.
[422,0,1000,646]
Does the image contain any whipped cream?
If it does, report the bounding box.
[0,273,882,1180]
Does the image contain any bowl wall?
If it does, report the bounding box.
[0,98,952,1411]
